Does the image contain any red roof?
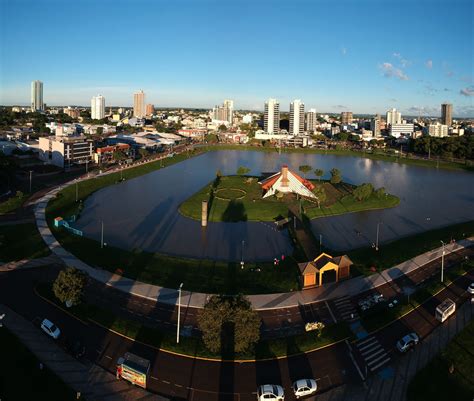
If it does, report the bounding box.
[259,167,315,192]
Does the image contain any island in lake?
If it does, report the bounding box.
[179,165,400,222]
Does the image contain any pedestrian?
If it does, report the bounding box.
[39,362,43,370]
[281,254,285,261]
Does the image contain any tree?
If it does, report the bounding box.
[375,187,386,199]
[314,169,324,181]
[197,295,260,354]
[330,168,342,184]
[236,166,250,176]
[353,183,374,201]
[138,148,149,159]
[52,267,87,306]
[218,124,227,132]
[113,150,126,161]
[313,186,326,208]
[299,165,312,179]
[96,126,104,136]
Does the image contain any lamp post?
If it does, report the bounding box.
[241,240,245,269]
[319,234,323,253]
[29,170,33,193]
[176,283,184,344]
[100,221,104,249]
[375,221,382,251]
[75,181,78,202]
[440,240,445,283]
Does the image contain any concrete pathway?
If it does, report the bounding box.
[0,303,167,401]
[314,299,474,401]
[0,254,59,272]
[33,176,474,311]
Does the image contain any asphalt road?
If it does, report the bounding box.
[1,250,472,400]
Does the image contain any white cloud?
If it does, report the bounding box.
[425,60,433,69]
[460,86,474,96]
[406,106,438,115]
[380,62,409,81]
[392,52,410,67]
[341,46,347,56]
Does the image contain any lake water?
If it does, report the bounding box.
[75,150,474,261]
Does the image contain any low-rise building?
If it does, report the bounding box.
[178,129,207,139]
[389,123,414,138]
[424,123,449,138]
[39,136,93,168]
[94,143,131,164]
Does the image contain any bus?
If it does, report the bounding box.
[435,298,456,323]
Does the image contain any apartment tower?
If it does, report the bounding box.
[386,108,402,125]
[134,90,146,118]
[341,111,353,125]
[91,95,105,120]
[441,103,452,126]
[289,100,305,135]
[31,80,44,112]
[264,98,280,134]
[306,108,317,132]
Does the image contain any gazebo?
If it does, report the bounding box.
[258,165,317,199]
[298,252,353,288]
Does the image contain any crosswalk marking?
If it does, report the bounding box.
[354,335,391,372]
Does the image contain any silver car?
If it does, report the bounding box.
[257,384,284,400]
[396,332,419,352]
[293,379,317,398]
[40,318,61,339]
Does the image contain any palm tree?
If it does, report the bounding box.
[314,169,324,181]
[299,165,312,179]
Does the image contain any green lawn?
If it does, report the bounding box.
[0,327,76,401]
[0,193,28,215]
[0,223,50,262]
[179,175,399,222]
[348,220,474,276]
[407,318,474,401]
[38,283,352,360]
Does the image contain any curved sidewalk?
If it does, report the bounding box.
[34,181,474,311]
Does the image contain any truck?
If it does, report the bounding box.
[435,298,456,323]
[116,352,151,389]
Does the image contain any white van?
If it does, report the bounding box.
[435,298,456,323]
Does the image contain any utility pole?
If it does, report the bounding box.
[101,221,104,249]
[319,234,323,253]
[176,283,184,344]
[440,240,445,283]
[241,240,245,269]
[75,181,78,202]
[29,170,33,193]
[376,222,382,251]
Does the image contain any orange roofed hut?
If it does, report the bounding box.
[298,252,353,288]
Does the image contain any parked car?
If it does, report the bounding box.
[66,338,86,358]
[396,332,419,353]
[292,379,317,399]
[467,283,474,295]
[257,384,285,400]
[40,319,61,339]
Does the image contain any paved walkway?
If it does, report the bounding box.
[0,304,167,401]
[33,174,474,310]
[314,299,474,401]
[0,254,59,271]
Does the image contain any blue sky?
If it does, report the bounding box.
[0,0,473,116]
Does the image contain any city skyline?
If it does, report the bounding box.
[0,0,473,117]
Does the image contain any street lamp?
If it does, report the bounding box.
[375,221,382,251]
[29,170,33,193]
[241,240,245,269]
[100,221,104,249]
[75,180,79,202]
[176,283,184,344]
[319,234,323,254]
[440,240,445,283]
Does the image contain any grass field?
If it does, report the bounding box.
[0,223,50,262]
[0,327,75,401]
[407,317,474,401]
[38,283,352,360]
[179,175,399,222]
[348,220,474,276]
[0,193,28,215]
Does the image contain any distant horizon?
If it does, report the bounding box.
[1,0,472,118]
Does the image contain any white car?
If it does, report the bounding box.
[293,379,317,398]
[40,319,61,339]
[467,283,474,295]
[257,384,284,400]
[396,332,419,353]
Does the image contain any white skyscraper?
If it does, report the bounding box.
[306,108,317,132]
[212,100,234,124]
[289,99,305,135]
[264,98,280,134]
[91,95,105,120]
[386,108,402,125]
[134,90,146,118]
[31,80,44,111]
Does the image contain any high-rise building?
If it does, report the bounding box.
[306,108,317,132]
[211,100,234,124]
[340,111,353,125]
[146,104,155,116]
[264,98,280,134]
[31,80,44,111]
[289,99,305,135]
[91,95,105,120]
[386,108,402,125]
[133,90,145,118]
[370,115,381,137]
[441,103,453,126]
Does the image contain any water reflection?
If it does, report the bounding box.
[74,150,474,260]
